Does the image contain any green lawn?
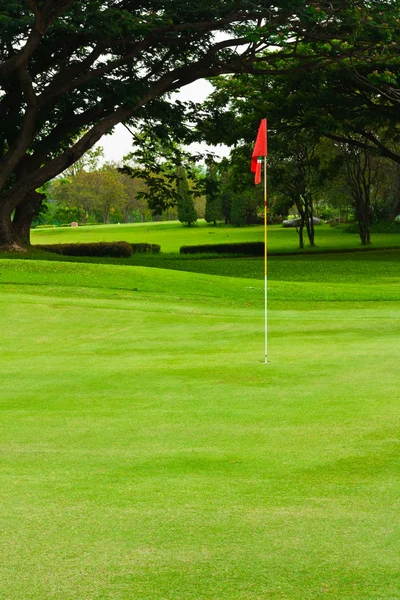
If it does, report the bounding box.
[1,246,400,599]
[31,219,400,253]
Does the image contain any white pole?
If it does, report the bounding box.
[264,155,268,364]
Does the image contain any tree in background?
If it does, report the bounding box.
[119,174,149,223]
[46,162,151,225]
[218,159,233,224]
[1,0,388,248]
[49,169,128,224]
[190,6,399,243]
[270,133,322,247]
[340,142,383,245]
[230,191,250,227]
[222,146,262,226]
[204,159,222,225]
[121,130,206,221]
[176,166,197,227]
[62,146,105,179]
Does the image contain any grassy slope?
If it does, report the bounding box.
[1,254,400,600]
[31,220,400,253]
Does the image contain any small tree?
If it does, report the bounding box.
[341,143,379,245]
[176,166,197,226]
[230,192,248,227]
[271,134,321,248]
[204,160,222,225]
[218,159,233,224]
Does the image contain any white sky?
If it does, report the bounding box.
[95,79,230,165]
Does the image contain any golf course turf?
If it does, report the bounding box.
[1,222,400,599]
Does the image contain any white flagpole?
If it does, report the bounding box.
[264,155,268,364]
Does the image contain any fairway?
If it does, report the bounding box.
[31,220,400,254]
[1,250,400,599]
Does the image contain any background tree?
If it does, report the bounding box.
[176,166,197,226]
[0,0,386,248]
[204,159,222,225]
[218,159,233,224]
[48,166,131,225]
[270,133,322,247]
[190,6,399,243]
[340,142,382,245]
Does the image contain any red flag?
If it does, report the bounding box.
[251,119,267,184]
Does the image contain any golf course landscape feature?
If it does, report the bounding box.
[1,221,400,599]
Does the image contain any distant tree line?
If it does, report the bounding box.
[35,147,207,228]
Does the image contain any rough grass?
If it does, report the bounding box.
[1,249,400,599]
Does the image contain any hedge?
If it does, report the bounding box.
[180,242,264,256]
[37,242,133,258]
[37,242,161,257]
[130,243,160,254]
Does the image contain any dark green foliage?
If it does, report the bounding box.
[180,242,264,256]
[37,242,133,258]
[346,221,400,234]
[230,193,249,227]
[230,190,260,227]
[176,167,197,226]
[130,243,160,254]
[204,161,222,225]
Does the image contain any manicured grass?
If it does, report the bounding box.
[131,248,400,285]
[31,219,400,253]
[1,252,400,599]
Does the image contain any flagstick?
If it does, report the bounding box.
[264,155,268,364]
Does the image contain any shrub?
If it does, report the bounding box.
[37,241,133,258]
[180,242,264,256]
[130,243,161,254]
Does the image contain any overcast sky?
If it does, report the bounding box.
[95,79,230,164]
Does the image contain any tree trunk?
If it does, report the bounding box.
[305,217,315,246]
[356,201,371,245]
[0,190,44,250]
[296,221,305,248]
[0,207,17,249]
[358,220,370,245]
[12,191,45,246]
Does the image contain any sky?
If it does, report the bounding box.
[95,79,230,165]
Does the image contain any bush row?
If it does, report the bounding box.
[180,242,264,256]
[130,243,160,254]
[37,242,160,258]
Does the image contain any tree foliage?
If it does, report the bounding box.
[0,0,386,248]
[204,160,222,225]
[176,166,197,226]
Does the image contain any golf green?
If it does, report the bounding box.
[1,255,399,599]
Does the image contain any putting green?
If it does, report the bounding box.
[1,257,399,599]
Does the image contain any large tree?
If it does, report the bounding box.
[194,3,399,164]
[0,0,384,249]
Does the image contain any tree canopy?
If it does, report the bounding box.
[0,0,389,248]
